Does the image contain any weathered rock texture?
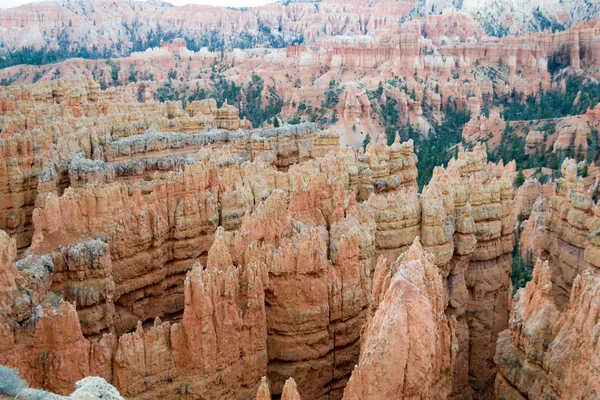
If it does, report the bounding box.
[519,197,549,263]
[0,77,251,252]
[0,259,268,399]
[204,177,376,399]
[495,259,600,399]
[0,69,520,400]
[514,177,554,220]
[495,156,600,400]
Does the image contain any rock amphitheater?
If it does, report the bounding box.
[0,1,600,399]
[0,71,598,400]
[0,76,526,399]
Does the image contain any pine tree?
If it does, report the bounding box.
[514,169,526,187]
[581,162,589,177]
[362,134,371,151]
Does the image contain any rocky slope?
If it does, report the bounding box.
[494,155,600,399]
[535,159,600,308]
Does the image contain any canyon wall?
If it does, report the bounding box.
[1,2,600,398]
[0,254,268,399]
[0,74,520,400]
[0,77,250,252]
[535,159,600,308]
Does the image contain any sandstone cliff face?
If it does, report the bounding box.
[0,230,52,325]
[0,133,380,398]
[1,1,600,398]
[495,157,600,400]
[0,74,360,258]
[0,77,251,252]
[0,73,521,400]
[358,135,418,200]
[464,157,515,399]
[519,197,549,262]
[342,237,457,400]
[514,177,553,220]
[423,144,517,399]
[4,165,376,399]
[495,259,600,399]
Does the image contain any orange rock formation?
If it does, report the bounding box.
[342,237,457,399]
[495,259,600,399]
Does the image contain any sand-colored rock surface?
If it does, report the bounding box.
[531,159,600,308]
[0,259,268,398]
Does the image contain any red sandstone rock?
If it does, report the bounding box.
[0,3,599,399]
[343,237,457,399]
[0,261,267,398]
[0,127,521,400]
[536,159,598,308]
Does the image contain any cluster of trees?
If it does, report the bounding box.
[153,74,283,128]
[0,21,304,69]
[547,51,570,74]
[491,123,528,166]
[531,7,565,33]
[488,111,600,177]
[0,43,114,70]
[127,24,179,53]
[511,235,534,292]
[291,101,338,126]
[380,96,400,145]
[501,75,600,121]
[370,89,470,190]
[0,23,180,69]
[414,99,470,189]
[485,122,568,186]
[285,79,342,127]
[240,75,284,127]
[482,20,510,38]
[411,99,470,190]
[324,79,341,108]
